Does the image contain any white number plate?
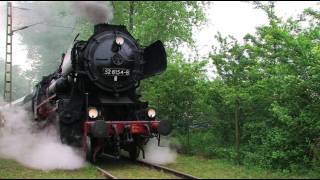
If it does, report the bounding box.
[103,68,130,76]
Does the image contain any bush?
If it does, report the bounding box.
[174,130,236,160]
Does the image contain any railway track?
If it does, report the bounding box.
[96,166,117,179]
[134,159,200,179]
[95,156,201,179]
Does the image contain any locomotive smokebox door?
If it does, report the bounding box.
[92,120,108,138]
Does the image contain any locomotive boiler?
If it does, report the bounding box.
[31,23,172,162]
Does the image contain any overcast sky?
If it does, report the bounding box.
[0,1,319,70]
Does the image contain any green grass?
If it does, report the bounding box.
[1,155,320,179]
[0,158,103,179]
[165,155,320,179]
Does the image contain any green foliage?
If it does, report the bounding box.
[127,1,206,48]
[206,2,320,170]
[175,130,236,160]
[142,53,210,129]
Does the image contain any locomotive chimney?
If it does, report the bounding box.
[93,24,131,36]
[94,23,108,34]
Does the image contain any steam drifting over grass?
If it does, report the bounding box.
[0,105,86,170]
[138,138,177,165]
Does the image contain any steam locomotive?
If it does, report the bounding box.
[29,24,172,162]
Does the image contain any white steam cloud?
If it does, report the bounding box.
[72,1,114,24]
[0,105,86,170]
[139,138,177,165]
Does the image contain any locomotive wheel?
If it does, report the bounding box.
[58,121,69,145]
[55,113,67,145]
[128,145,140,161]
[85,136,95,163]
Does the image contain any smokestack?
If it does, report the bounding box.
[93,24,129,35]
[94,23,109,34]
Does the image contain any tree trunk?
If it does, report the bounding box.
[129,1,135,32]
[235,97,240,164]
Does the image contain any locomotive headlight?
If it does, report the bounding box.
[116,36,124,46]
[88,107,99,119]
[147,108,156,118]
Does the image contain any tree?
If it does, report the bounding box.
[142,54,209,129]
[208,2,320,169]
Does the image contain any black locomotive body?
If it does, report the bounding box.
[32,24,171,162]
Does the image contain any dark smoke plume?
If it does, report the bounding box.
[71,1,114,24]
